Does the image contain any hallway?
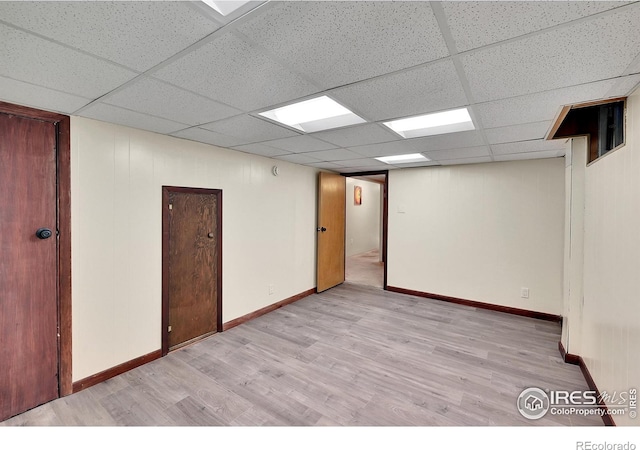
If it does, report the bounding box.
[345,249,384,288]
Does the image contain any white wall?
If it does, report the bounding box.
[578,89,640,426]
[346,177,381,257]
[561,146,572,348]
[71,117,318,381]
[388,159,566,315]
[561,137,587,355]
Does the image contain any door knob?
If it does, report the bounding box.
[316,227,327,232]
[207,232,214,238]
[36,228,53,240]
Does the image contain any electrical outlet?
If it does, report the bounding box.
[269,284,275,295]
[521,287,529,299]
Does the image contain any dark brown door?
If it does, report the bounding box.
[317,172,346,292]
[0,113,59,421]
[162,187,222,354]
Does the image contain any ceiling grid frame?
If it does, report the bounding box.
[429,1,495,162]
[0,1,639,170]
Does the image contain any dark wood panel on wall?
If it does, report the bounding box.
[57,115,73,396]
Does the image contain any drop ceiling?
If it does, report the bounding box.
[1,1,639,173]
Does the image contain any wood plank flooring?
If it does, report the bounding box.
[1,283,601,426]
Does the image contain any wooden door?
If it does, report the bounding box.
[162,187,222,354]
[0,113,59,421]
[317,172,346,292]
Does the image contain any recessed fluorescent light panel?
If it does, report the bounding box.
[375,153,430,165]
[202,0,251,16]
[259,96,366,133]
[383,108,475,139]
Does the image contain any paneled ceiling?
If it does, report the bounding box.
[1,1,639,172]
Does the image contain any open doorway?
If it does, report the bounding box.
[344,172,387,289]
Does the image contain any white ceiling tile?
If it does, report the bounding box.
[261,135,337,153]
[625,53,640,76]
[274,153,323,165]
[236,1,448,88]
[305,161,345,170]
[80,104,188,135]
[408,130,485,153]
[171,127,246,149]
[343,159,393,168]
[485,121,552,145]
[0,24,137,99]
[437,156,493,166]
[105,77,240,126]
[331,60,468,122]
[0,2,220,72]
[462,5,640,102]
[339,167,364,173]
[154,32,319,112]
[348,140,422,158]
[201,115,300,145]
[476,93,564,130]
[494,151,565,162]
[491,139,567,156]
[391,161,441,169]
[605,74,640,98]
[442,1,632,52]
[424,146,491,161]
[475,76,640,129]
[339,159,394,171]
[0,75,90,114]
[310,123,398,148]
[301,149,365,162]
[230,143,290,158]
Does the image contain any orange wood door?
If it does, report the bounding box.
[163,188,222,352]
[317,172,346,292]
[0,113,59,421]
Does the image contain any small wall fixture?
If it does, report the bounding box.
[272,166,280,176]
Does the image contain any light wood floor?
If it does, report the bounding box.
[346,249,384,288]
[1,283,601,426]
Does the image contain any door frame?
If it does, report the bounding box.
[340,170,389,289]
[0,101,72,397]
[161,186,223,356]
